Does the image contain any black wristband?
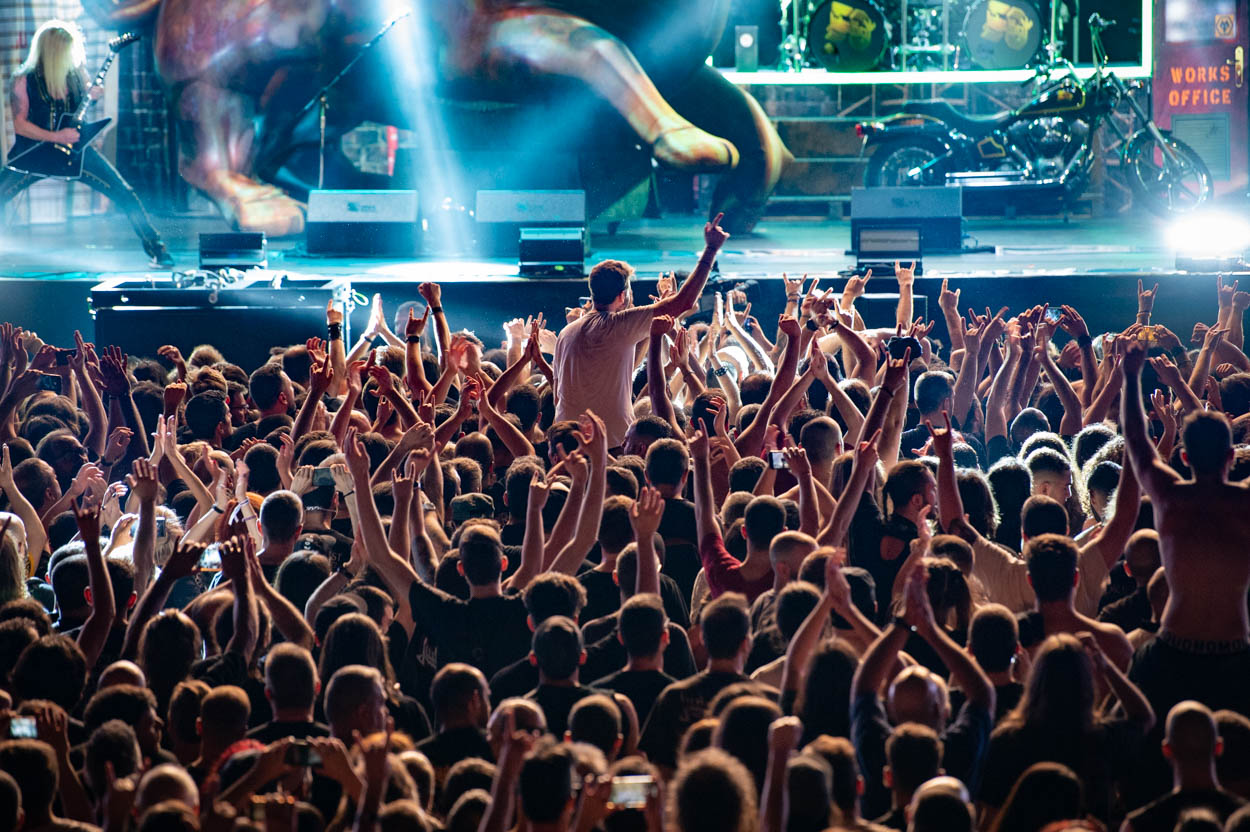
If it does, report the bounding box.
[431,306,444,314]
[805,318,820,332]
[327,322,343,340]
[406,335,421,345]
[1077,334,1093,348]
[892,615,916,633]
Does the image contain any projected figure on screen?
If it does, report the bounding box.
[82,0,792,236]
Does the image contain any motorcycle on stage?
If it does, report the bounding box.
[855,15,1213,216]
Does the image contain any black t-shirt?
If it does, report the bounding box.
[657,498,699,600]
[489,656,540,706]
[851,692,992,820]
[949,681,1024,724]
[191,650,273,728]
[389,694,432,743]
[595,667,676,727]
[979,719,1145,820]
[899,424,987,469]
[247,719,330,744]
[580,620,697,684]
[1124,788,1247,832]
[579,569,624,625]
[848,496,919,623]
[406,580,531,678]
[433,547,523,599]
[415,725,495,787]
[1098,586,1153,633]
[524,683,597,737]
[639,670,764,769]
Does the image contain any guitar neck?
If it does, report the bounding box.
[72,52,119,122]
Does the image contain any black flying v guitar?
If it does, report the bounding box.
[6,31,140,179]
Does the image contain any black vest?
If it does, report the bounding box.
[11,69,82,155]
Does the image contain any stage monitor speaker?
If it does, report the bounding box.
[850,187,963,253]
[92,275,350,371]
[306,190,419,256]
[735,26,759,71]
[858,292,929,328]
[475,190,586,256]
[519,227,586,277]
[200,232,267,270]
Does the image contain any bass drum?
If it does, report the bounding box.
[806,0,891,71]
[961,0,1042,68]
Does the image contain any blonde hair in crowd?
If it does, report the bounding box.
[19,20,86,100]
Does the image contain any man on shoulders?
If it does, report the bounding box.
[554,215,729,451]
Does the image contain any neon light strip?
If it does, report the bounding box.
[719,64,1151,84]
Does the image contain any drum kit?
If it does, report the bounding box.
[776,0,1065,71]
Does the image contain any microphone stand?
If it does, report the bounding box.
[293,10,412,190]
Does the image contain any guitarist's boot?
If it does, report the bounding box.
[144,238,174,269]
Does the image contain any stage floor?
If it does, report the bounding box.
[3,206,1248,358]
[0,209,1197,282]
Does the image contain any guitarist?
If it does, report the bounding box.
[2,20,172,267]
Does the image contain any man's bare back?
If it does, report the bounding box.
[1153,479,1250,644]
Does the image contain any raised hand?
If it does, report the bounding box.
[1219,276,1239,309]
[29,344,58,373]
[900,565,936,634]
[856,428,882,469]
[1124,340,1150,376]
[99,346,131,395]
[782,446,811,478]
[576,410,609,459]
[894,261,916,288]
[291,465,315,495]
[102,426,133,465]
[157,345,186,378]
[73,499,102,543]
[326,298,344,327]
[330,463,354,495]
[651,315,675,338]
[309,357,334,395]
[159,382,187,419]
[1137,280,1160,315]
[782,272,806,299]
[363,293,386,338]
[163,539,205,581]
[926,411,954,458]
[768,716,803,756]
[689,429,710,461]
[883,348,911,393]
[418,282,442,308]
[343,428,369,476]
[938,277,960,313]
[630,486,665,540]
[778,314,801,340]
[704,212,730,250]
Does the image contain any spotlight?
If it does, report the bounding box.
[1168,211,1250,259]
[1169,211,1250,272]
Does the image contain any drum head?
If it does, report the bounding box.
[961,0,1042,68]
[807,0,890,71]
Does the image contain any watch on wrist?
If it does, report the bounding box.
[805,318,820,332]
[892,615,916,633]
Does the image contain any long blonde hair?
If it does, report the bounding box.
[18,20,86,100]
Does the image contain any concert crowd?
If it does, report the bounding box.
[3,216,1250,832]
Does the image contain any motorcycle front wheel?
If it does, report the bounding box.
[1124,130,1213,217]
[864,138,951,187]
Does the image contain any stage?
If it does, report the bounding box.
[3,208,1248,363]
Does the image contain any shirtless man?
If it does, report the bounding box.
[1121,340,1250,717]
